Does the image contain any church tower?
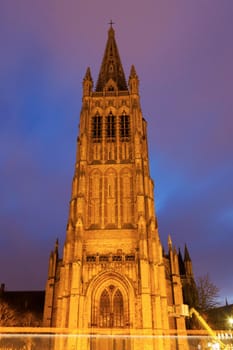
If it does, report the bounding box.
[43,25,190,350]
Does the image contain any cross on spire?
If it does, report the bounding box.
[108,20,115,28]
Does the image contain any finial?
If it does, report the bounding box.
[108,20,115,37]
[108,20,115,28]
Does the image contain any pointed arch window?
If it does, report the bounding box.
[113,289,124,327]
[97,286,125,328]
[106,111,116,141]
[92,113,102,142]
[120,112,130,141]
[99,289,111,327]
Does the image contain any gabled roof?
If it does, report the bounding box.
[95,26,128,92]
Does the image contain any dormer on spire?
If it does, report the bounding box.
[95,27,128,92]
[83,67,93,97]
[128,64,139,95]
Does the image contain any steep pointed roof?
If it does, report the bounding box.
[95,26,128,92]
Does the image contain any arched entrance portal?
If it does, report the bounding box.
[88,274,132,350]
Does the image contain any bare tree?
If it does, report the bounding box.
[0,301,18,326]
[20,311,42,326]
[196,273,220,311]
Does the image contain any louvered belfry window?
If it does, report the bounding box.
[92,113,102,142]
[120,112,130,141]
[106,111,116,141]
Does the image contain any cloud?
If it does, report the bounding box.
[0,0,233,304]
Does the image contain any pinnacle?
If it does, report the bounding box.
[84,67,92,81]
[130,65,138,78]
[168,234,173,250]
[184,244,191,261]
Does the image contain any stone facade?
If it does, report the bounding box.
[43,26,192,350]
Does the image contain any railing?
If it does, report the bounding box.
[91,91,129,97]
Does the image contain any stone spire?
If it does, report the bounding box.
[95,26,128,91]
[129,65,139,94]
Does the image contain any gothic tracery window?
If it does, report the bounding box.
[113,289,124,327]
[99,290,111,328]
[97,287,125,328]
[92,113,102,142]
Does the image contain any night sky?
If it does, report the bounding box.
[1,1,233,305]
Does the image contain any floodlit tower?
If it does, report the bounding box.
[43,25,189,350]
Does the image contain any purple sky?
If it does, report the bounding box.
[1,1,233,304]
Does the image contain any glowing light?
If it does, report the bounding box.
[229,317,233,327]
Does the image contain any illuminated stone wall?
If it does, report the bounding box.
[43,26,189,350]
